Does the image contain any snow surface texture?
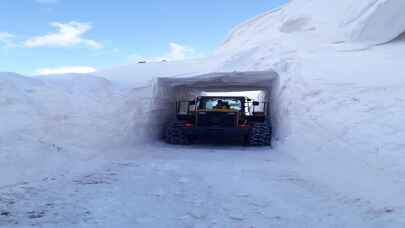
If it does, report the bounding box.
[219,0,405,52]
[0,73,151,185]
[2,0,405,227]
[213,0,405,224]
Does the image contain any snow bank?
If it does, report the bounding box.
[214,0,405,210]
[0,73,122,149]
[0,70,283,185]
[0,73,147,185]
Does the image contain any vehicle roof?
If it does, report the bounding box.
[198,96,246,99]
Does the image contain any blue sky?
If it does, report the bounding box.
[0,0,287,75]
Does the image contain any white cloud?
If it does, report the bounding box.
[35,0,59,4]
[129,42,197,62]
[37,66,97,75]
[165,42,195,61]
[24,21,102,49]
[0,32,16,48]
[127,53,143,62]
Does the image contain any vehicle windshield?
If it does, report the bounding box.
[199,98,242,111]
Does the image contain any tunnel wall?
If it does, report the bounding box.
[149,71,281,143]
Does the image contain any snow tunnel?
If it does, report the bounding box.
[149,71,281,143]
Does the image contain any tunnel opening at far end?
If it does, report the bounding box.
[152,71,280,145]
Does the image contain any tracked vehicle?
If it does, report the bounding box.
[165,96,272,146]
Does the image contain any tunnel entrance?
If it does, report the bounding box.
[203,91,264,100]
[151,71,280,144]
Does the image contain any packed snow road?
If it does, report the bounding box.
[0,143,400,228]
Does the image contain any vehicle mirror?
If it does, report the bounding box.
[253,101,260,106]
[247,98,252,102]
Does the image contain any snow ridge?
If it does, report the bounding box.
[220,0,405,51]
[346,0,405,44]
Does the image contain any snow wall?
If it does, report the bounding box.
[143,71,281,142]
[0,70,281,155]
[0,73,141,184]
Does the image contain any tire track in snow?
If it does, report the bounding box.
[0,147,402,227]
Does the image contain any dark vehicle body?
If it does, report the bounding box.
[165,96,272,146]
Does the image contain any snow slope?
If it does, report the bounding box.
[219,0,405,53]
[213,0,405,215]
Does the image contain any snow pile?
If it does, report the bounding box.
[0,73,153,185]
[213,0,405,210]
[0,73,121,149]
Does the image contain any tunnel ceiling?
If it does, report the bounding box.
[158,71,278,91]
